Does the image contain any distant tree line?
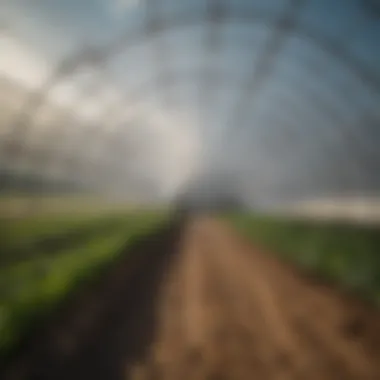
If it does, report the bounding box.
[0,169,84,195]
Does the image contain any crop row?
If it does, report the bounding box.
[228,213,380,306]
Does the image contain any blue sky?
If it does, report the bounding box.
[0,0,379,205]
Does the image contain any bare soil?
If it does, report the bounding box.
[2,216,380,380]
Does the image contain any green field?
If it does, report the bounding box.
[0,207,169,357]
[227,213,380,306]
[4,200,379,358]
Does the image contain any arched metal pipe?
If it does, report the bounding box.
[6,3,379,156]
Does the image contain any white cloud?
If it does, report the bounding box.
[0,33,203,200]
[109,0,141,16]
[120,101,203,200]
[0,34,51,88]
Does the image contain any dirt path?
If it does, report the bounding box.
[2,216,380,379]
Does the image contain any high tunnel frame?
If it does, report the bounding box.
[0,0,379,198]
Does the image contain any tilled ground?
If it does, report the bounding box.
[2,217,380,380]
